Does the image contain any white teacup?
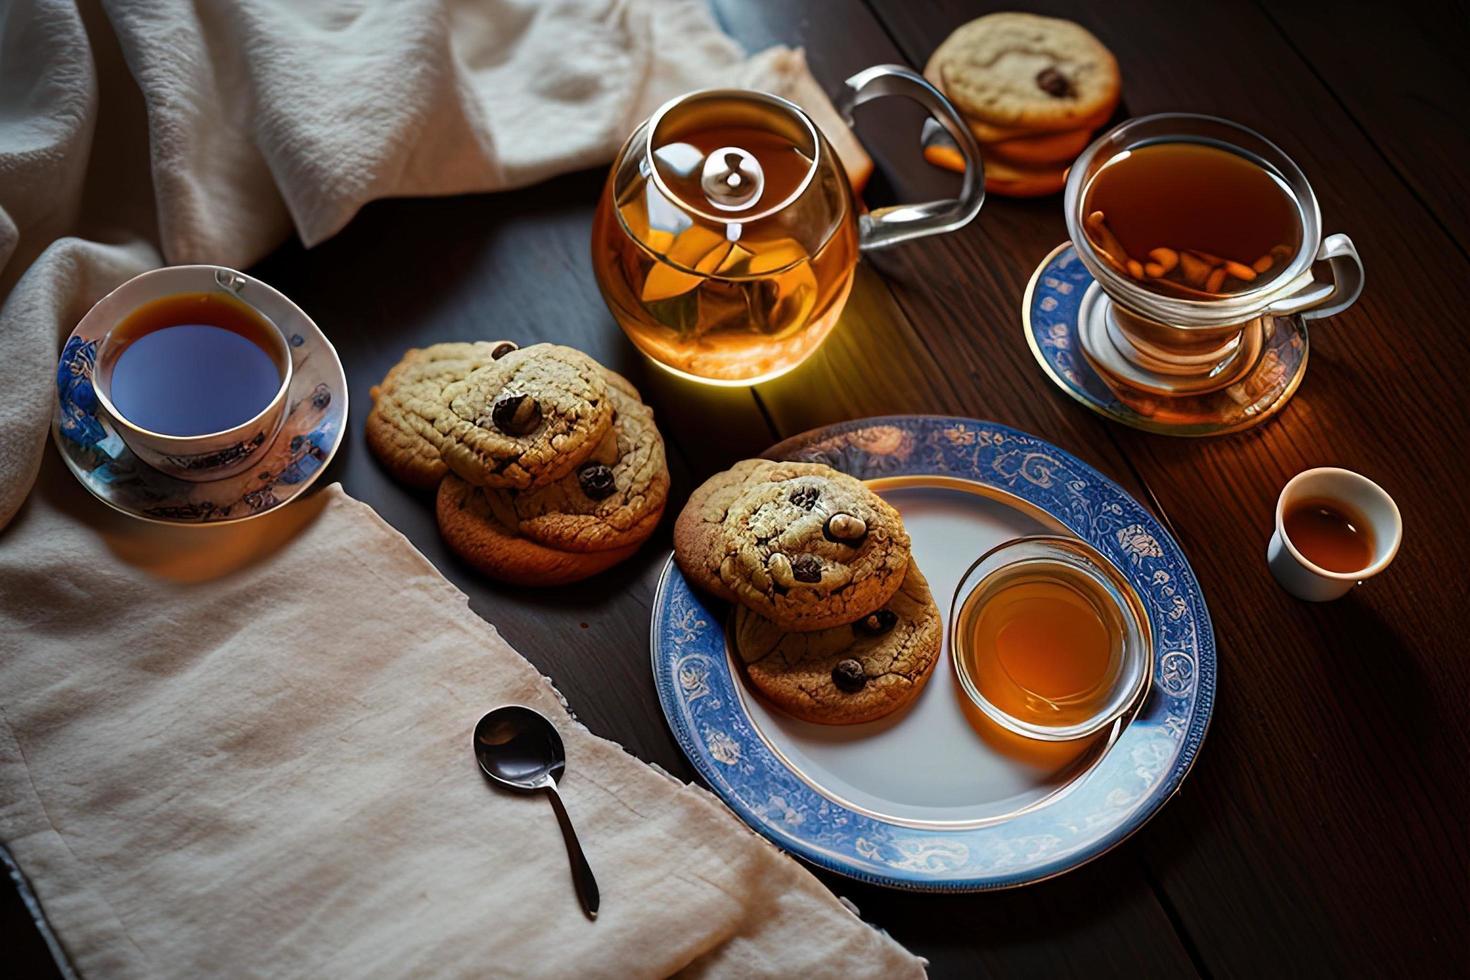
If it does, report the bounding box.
[83,266,296,482]
[1267,467,1402,601]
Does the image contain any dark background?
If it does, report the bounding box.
[8,1,1468,976]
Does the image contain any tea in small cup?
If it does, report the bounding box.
[1268,467,1402,601]
[86,267,293,481]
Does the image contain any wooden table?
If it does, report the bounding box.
[8,1,1466,975]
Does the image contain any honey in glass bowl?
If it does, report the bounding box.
[950,536,1152,742]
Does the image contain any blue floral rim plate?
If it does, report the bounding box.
[651,416,1215,891]
[1024,242,1308,436]
[52,266,347,525]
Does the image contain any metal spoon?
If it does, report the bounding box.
[473,705,599,920]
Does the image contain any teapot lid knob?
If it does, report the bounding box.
[700,146,764,212]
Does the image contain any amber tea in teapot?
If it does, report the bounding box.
[593,97,858,384]
[592,70,985,385]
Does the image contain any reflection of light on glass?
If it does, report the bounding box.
[1085,149,1129,188]
[644,181,691,236]
[653,141,704,176]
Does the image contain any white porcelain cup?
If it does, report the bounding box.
[84,266,295,482]
[1267,467,1402,601]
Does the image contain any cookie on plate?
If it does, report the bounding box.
[365,340,518,489]
[435,343,614,490]
[478,371,669,553]
[437,473,643,586]
[674,459,911,631]
[924,12,1120,133]
[734,560,941,725]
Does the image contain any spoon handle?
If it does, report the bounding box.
[544,780,600,920]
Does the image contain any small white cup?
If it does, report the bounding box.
[1267,467,1402,601]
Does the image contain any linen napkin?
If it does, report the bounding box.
[0,0,919,975]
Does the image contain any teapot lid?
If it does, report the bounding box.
[646,90,822,225]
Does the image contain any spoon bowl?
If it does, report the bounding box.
[473,706,600,920]
[475,704,566,789]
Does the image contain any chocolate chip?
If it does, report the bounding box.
[855,609,898,636]
[578,463,616,500]
[1036,67,1073,98]
[823,513,868,544]
[790,485,819,509]
[490,341,518,360]
[832,659,866,693]
[790,554,822,583]
[491,392,541,435]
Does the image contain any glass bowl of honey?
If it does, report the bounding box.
[950,536,1152,742]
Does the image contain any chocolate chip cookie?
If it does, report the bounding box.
[674,459,911,631]
[478,371,668,552]
[435,343,614,490]
[734,560,941,724]
[365,340,518,489]
[437,473,642,586]
[924,13,1120,133]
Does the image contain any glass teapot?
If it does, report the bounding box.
[591,65,984,385]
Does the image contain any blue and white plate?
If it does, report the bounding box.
[652,416,1214,890]
[52,267,347,525]
[1024,242,1308,436]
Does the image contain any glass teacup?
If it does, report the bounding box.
[1063,113,1363,415]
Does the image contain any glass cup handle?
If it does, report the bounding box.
[1266,233,1365,321]
[833,64,986,251]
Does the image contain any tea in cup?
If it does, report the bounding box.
[1062,113,1364,429]
[86,267,293,481]
[1267,467,1402,601]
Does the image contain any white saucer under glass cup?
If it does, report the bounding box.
[1062,113,1365,432]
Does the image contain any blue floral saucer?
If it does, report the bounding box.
[651,416,1214,890]
[1024,242,1309,436]
[52,268,347,525]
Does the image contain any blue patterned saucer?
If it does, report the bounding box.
[1024,242,1309,436]
[651,416,1214,890]
[52,267,347,525]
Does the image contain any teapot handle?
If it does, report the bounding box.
[833,64,985,251]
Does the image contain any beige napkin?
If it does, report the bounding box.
[0,0,920,975]
[0,467,921,977]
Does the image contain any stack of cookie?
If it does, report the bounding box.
[923,12,1121,197]
[675,460,942,725]
[367,341,669,586]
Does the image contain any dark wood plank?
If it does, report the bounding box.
[1258,0,1470,253]
[868,1,1470,976]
